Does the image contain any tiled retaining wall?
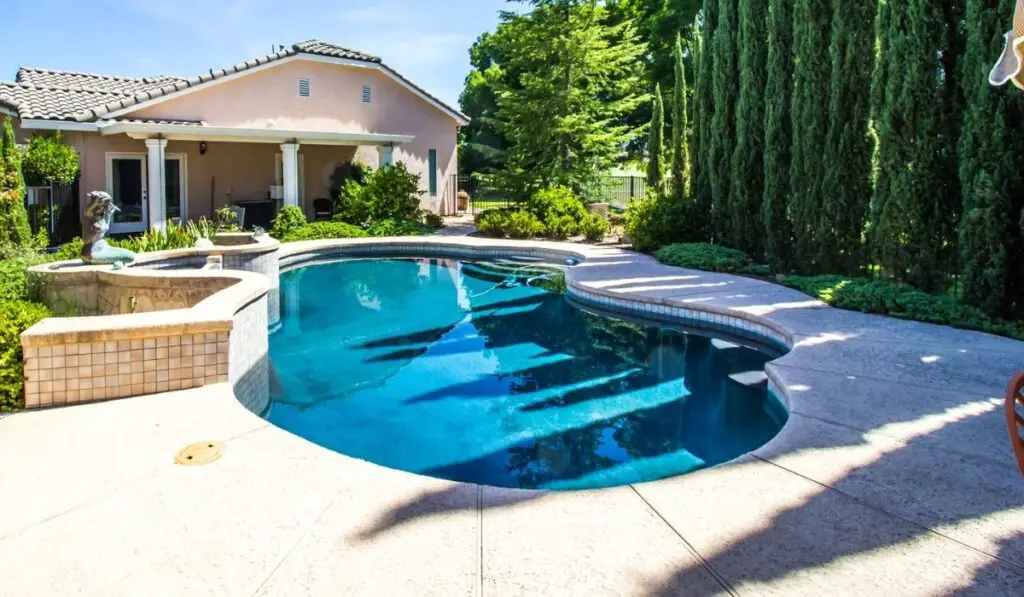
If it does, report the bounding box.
[230,294,270,415]
[22,333,229,408]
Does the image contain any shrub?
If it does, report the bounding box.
[279,221,368,242]
[505,210,546,239]
[581,213,610,242]
[270,205,307,239]
[328,161,371,199]
[783,275,1024,340]
[52,237,84,261]
[21,132,79,186]
[117,222,194,253]
[0,300,52,412]
[545,214,578,240]
[625,194,672,252]
[527,186,588,233]
[654,243,771,276]
[476,208,514,237]
[367,217,434,237]
[335,162,423,226]
[0,247,47,302]
[624,192,706,252]
[424,212,444,229]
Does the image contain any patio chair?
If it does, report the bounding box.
[312,198,333,221]
[1007,371,1024,477]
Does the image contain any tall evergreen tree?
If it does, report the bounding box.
[491,0,647,197]
[727,0,767,256]
[817,0,877,274]
[708,0,738,239]
[957,0,1024,316]
[761,0,793,269]
[670,34,690,200]
[693,1,718,221]
[0,117,31,248]
[459,33,510,176]
[871,0,955,292]
[647,84,665,191]
[788,0,831,272]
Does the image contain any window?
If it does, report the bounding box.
[361,84,371,103]
[428,149,437,196]
[298,77,310,97]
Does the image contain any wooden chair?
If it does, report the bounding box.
[1007,372,1024,476]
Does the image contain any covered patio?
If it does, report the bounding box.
[28,119,414,233]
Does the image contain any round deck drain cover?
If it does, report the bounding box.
[174,441,224,466]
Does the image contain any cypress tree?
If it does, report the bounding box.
[761,0,793,270]
[817,0,877,274]
[0,117,31,248]
[957,0,1024,317]
[788,0,831,273]
[728,0,767,256]
[871,0,953,292]
[708,0,738,240]
[670,34,690,201]
[647,84,665,192]
[693,0,717,219]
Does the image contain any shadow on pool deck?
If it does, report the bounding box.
[347,340,1024,594]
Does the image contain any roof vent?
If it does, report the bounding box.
[362,84,371,103]
[298,77,310,98]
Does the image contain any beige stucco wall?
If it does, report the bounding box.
[125,58,459,212]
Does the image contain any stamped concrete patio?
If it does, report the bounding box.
[0,238,1022,596]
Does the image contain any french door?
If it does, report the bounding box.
[106,153,187,233]
[106,154,147,234]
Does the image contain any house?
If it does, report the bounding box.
[0,40,469,233]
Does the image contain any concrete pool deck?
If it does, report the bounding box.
[1,238,1022,596]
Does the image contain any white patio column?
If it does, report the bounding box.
[280,142,300,207]
[145,138,168,230]
[377,144,393,167]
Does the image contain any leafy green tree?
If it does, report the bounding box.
[647,84,665,191]
[21,132,79,186]
[871,0,957,292]
[490,0,647,198]
[0,117,32,249]
[788,0,831,272]
[727,0,767,256]
[817,0,876,274]
[957,0,1024,316]
[761,0,793,270]
[693,0,717,216]
[708,0,738,238]
[458,33,509,175]
[670,34,690,200]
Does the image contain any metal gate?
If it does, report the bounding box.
[26,178,80,247]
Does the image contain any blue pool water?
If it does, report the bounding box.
[267,258,787,490]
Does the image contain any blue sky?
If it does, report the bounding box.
[1,0,517,109]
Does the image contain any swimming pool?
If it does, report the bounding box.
[267,257,787,490]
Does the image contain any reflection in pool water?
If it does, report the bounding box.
[267,258,787,490]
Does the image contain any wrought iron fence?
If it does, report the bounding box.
[26,179,80,247]
[453,173,645,214]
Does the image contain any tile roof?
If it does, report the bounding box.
[0,40,467,123]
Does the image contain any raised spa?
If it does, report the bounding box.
[267,257,787,490]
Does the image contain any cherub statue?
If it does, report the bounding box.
[990,0,1024,89]
[81,191,136,266]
